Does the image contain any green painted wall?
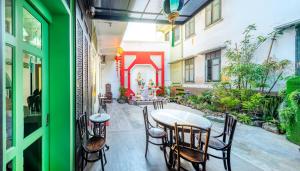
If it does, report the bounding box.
[46,1,75,170]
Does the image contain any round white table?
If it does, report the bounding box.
[89,113,110,123]
[150,109,212,129]
[150,109,212,168]
[89,113,110,150]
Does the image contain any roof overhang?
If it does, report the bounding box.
[85,0,212,25]
[275,19,300,30]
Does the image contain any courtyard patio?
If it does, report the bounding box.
[84,101,300,171]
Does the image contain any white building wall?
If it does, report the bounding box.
[100,59,120,99]
[171,0,300,91]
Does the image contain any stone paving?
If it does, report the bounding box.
[85,101,300,171]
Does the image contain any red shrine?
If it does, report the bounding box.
[118,51,165,97]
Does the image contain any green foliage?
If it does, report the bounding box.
[242,93,264,114]
[224,24,290,93]
[219,96,240,111]
[119,86,126,97]
[290,90,300,107]
[278,103,296,132]
[278,90,300,132]
[171,25,291,128]
[261,95,283,121]
[237,113,252,125]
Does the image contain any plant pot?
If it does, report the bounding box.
[117,97,127,104]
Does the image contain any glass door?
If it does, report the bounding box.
[3,0,49,170]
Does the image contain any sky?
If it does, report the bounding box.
[122,22,163,42]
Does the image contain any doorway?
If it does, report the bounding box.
[4,0,49,170]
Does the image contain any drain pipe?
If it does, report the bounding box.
[180,25,184,85]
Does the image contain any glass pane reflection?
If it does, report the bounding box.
[5,0,13,34]
[23,53,42,137]
[6,45,13,149]
[23,8,42,48]
[6,159,14,171]
[24,138,42,171]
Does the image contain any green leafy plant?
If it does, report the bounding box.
[242,93,264,114]
[237,113,252,125]
[219,96,240,112]
[117,86,127,103]
[278,103,296,132]
[278,90,300,132]
[290,90,300,107]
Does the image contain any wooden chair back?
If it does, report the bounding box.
[77,113,88,143]
[143,106,150,131]
[174,123,211,162]
[222,113,237,146]
[153,100,163,110]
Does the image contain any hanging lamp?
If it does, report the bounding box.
[163,0,184,47]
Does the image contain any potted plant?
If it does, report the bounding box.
[117,86,127,104]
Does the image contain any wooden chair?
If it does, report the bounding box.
[77,113,107,171]
[98,94,108,113]
[105,84,112,103]
[206,113,237,171]
[173,123,211,171]
[153,100,164,110]
[143,106,167,158]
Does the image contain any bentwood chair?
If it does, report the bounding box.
[205,113,237,171]
[77,113,107,171]
[153,100,164,110]
[173,123,211,171]
[143,106,167,158]
[98,94,108,113]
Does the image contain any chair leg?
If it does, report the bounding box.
[100,151,105,171]
[177,155,180,171]
[85,153,88,167]
[227,150,232,171]
[192,163,200,171]
[103,149,107,164]
[222,151,227,170]
[202,163,206,171]
[145,136,149,158]
[81,152,84,171]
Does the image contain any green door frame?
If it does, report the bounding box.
[2,0,75,170]
[3,0,49,170]
[0,0,4,169]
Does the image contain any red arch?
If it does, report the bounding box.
[120,51,164,96]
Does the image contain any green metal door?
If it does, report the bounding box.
[3,0,49,170]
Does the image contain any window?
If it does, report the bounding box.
[5,45,13,149]
[205,0,221,27]
[185,18,195,39]
[5,0,13,34]
[185,58,194,82]
[23,53,42,137]
[23,8,42,48]
[165,31,170,41]
[174,26,180,42]
[206,50,221,82]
